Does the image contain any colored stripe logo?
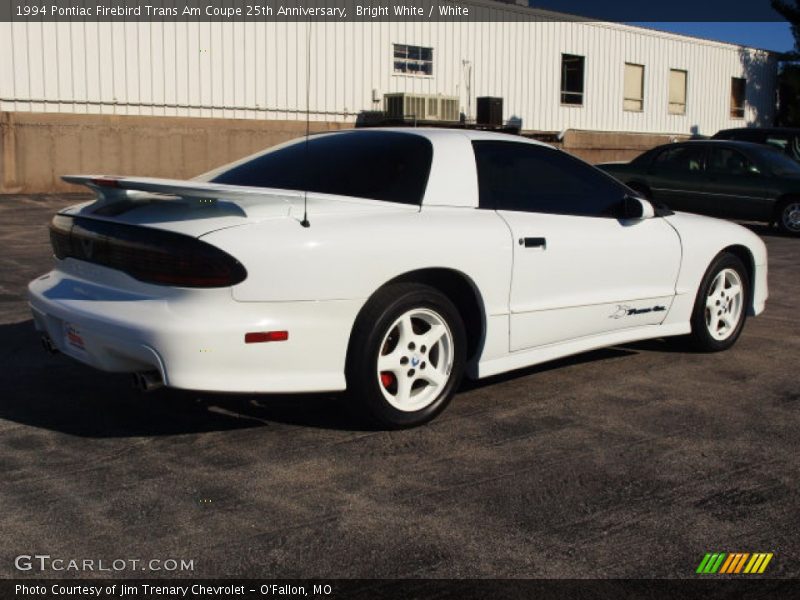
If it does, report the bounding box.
[696,552,773,574]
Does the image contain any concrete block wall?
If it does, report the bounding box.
[0,112,352,194]
[562,129,690,164]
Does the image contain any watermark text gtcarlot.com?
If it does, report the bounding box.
[14,555,195,572]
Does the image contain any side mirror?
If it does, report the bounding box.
[621,195,655,220]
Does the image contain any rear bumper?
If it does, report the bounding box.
[28,267,362,393]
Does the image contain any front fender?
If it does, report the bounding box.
[661,211,767,325]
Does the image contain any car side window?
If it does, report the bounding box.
[472,141,627,217]
[708,148,761,175]
[765,136,790,153]
[764,135,800,161]
[653,146,706,172]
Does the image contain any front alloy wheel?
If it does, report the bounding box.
[688,252,749,352]
[704,268,745,342]
[347,283,466,428]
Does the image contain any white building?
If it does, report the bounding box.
[0,1,778,136]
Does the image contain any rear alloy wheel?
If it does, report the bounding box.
[378,308,455,412]
[688,253,749,352]
[777,200,800,236]
[347,283,465,428]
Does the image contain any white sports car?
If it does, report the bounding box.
[29,129,768,427]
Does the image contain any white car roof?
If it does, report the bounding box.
[374,128,555,208]
[279,128,557,208]
[200,127,557,210]
[349,126,554,147]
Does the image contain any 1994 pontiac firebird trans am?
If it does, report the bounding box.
[28,129,768,427]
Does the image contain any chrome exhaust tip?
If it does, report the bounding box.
[132,370,164,393]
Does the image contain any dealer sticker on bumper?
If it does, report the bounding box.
[63,322,87,355]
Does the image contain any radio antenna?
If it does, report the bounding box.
[300,18,311,228]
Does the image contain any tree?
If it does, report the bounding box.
[773,1,800,125]
[777,64,800,125]
[773,1,800,57]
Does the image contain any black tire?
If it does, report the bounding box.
[776,199,800,236]
[687,252,749,352]
[346,283,466,428]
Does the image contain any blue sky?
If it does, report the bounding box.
[524,1,796,52]
[633,22,796,53]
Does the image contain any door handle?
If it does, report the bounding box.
[519,237,547,249]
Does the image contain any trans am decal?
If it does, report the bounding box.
[610,304,667,319]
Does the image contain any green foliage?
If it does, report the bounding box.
[773,0,800,55]
[774,1,800,124]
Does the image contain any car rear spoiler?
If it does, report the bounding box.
[61,174,297,206]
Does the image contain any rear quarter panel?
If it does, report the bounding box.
[202,207,513,318]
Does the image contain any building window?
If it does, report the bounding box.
[731,77,746,118]
[560,54,585,105]
[624,63,645,112]
[668,69,687,115]
[393,44,433,76]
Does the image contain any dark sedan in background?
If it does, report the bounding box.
[713,127,800,162]
[598,140,800,235]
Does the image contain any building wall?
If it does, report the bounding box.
[0,13,777,136]
[0,2,779,193]
[559,130,691,164]
[0,110,688,194]
[0,111,350,193]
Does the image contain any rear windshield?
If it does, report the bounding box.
[210,131,433,205]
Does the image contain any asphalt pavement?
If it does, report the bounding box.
[1,195,797,580]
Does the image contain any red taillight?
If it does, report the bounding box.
[49,215,247,288]
[245,331,289,344]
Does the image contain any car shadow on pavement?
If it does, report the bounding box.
[1,319,674,438]
[460,347,638,392]
[742,222,793,239]
[0,319,370,437]
[618,337,692,354]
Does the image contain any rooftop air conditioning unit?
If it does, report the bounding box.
[384,93,460,122]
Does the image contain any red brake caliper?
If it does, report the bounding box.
[380,372,395,389]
